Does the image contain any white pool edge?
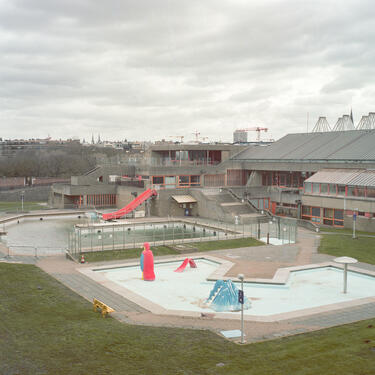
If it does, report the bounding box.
[78,256,375,323]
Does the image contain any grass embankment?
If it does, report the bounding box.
[0,201,47,212]
[319,234,375,265]
[83,237,264,263]
[1,263,374,375]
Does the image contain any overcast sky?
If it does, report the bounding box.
[1,0,374,142]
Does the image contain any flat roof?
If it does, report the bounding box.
[171,195,198,204]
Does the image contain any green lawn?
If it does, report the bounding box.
[82,238,264,263]
[0,201,48,212]
[320,227,375,237]
[1,263,374,375]
[191,237,264,251]
[83,245,178,262]
[319,234,375,265]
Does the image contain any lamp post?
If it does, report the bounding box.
[237,273,245,344]
[267,221,273,244]
[352,209,358,239]
[21,190,25,212]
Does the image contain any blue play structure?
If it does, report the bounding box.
[205,280,251,312]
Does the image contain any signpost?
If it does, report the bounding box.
[237,274,245,344]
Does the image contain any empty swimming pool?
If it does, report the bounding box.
[81,258,375,320]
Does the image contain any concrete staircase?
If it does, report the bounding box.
[193,189,262,223]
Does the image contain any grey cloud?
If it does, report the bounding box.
[0,0,374,141]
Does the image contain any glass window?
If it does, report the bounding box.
[302,206,310,215]
[334,209,343,220]
[324,208,334,218]
[152,176,164,184]
[259,199,264,210]
[164,176,176,189]
[311,207,320,217]
[320,184,328,194]
[264,199,269,209]
[367,188,375,198]
[347,186,355,196]
[312,183,320,194]
[280,174,286,186]
[304,182,312,193]
[337,185,346,196]
[190,175,200,185]
[328,184,336,195]
[178,176,189,185]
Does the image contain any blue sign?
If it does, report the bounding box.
[238,290,244,304]
[353,213,357,221]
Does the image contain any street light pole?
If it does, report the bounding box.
[352,209,357,239]
[21,191,25,212]
[238,273,245,344]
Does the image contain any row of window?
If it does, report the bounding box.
[152,175,201,188]
[304,182,375,198]
[302,206,344,227]
[262,171,312,188]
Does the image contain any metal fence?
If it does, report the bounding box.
[67,216,297,259]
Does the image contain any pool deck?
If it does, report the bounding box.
[2,225,375,343]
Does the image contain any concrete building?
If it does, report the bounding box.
[49,130,375,230]
[228,129,375,229]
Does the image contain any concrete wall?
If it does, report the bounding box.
[150,189,199,217]
[189,189,227,221]
[0,186,51,202]
[116,186,147,209]
[344,215,375,232]
[302,195,375,213]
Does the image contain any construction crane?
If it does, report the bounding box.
[235,127,268,141]
[168,136,184,143]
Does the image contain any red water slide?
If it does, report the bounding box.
[174,258,197,272]
[102,189,157,221]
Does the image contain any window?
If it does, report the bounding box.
[323,208,343,227]
[320,184,328,194]
[302,206,310,215]
[312,183,320,194]
[152,176,164,184]
[264,199,269,209]
[328,184,336,195]
[178,176,189,186]
[334,209,344,226]
[337,185,346,196]
[190,175,200,185]
[312,207,320,217]
[347,186,366,197]
[304,182,312,193]
[302,206,321,223]
[178,175,201,187]
[164,176,176,189]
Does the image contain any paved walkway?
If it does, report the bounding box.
[2,227,375,343]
